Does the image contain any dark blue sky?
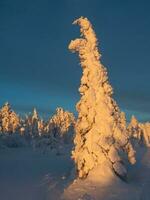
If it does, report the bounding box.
[0,0,150,121]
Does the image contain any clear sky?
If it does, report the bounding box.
[0,0,150,121]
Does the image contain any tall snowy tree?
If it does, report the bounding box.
[68,17,136,179]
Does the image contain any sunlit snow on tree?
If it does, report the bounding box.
[69,17,136,179]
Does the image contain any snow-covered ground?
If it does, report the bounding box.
[0,146,73,200]
[1,146,150,200]
[63,147,150,200]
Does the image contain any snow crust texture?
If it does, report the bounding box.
[69,17,136,179]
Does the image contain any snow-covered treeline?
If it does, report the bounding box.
[0,103,75,148]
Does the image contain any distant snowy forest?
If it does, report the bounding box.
[0,103,75,149]
[0,102,150,150]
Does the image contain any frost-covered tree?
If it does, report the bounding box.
[38,119,45,136]
[23,115,31,136]
[128,116,140,138]
[34,108,75,151]
[129,115,138,129]
[1,102,20,134]
[1,102,12,133]
[10,110,20,133]
[69,17,136,179]
[32,108,39,137]
[0,109,2,133]
[128,116,150,147]
[46,107,75,141]
[24,109,39,137]
[139,123,150,147]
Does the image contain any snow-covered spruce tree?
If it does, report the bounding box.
[128,116,141,139]
[38,119,45,136]
[10,110,20,133]
[24,109,39,137]
[128,116,150,147]
[140,122,150,147]
[19,118,26,136]
[47,107,75,142]
[0,109,2,133]
[23,115,32,136]
[68,17,136,179]
[31,108,39,137]
[1,102,20,134]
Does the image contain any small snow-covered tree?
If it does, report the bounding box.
[139,123,150,147]
[24,109,39,137]
[38,119,45,136]
[32,108,39,137]
[10,110,20,133]
[23,115,32,136]
[128,115,140,138]
[69,17,136,179]
[1,102,20,134]
[128,116,150,147]
[128,115,138,129]
[35,108,75,152]
[1,102,12,133]
[46,107,75,141]
[0,109,2,133]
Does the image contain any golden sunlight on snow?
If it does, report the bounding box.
[69,17,136,180]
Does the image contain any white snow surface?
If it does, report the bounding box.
[0,146,73,200]
[1,146,150,200]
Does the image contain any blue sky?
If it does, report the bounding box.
[0,0,150,121]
